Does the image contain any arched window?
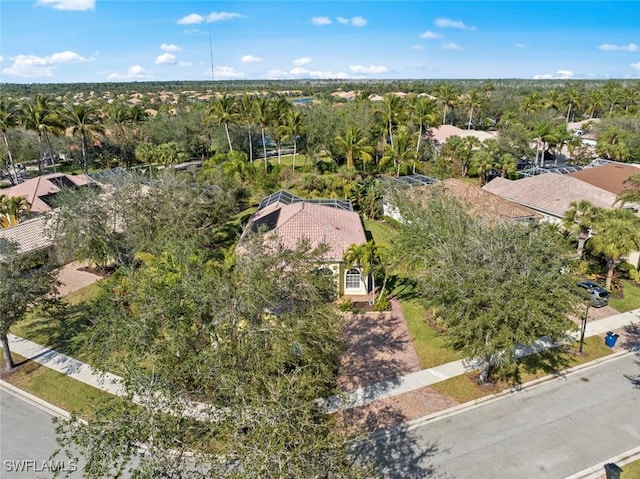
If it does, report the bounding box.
[345,268,361,290]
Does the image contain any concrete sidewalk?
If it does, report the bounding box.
[321,307,640,413]
[4,308,640,415]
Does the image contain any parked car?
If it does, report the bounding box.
[576,280,609,307]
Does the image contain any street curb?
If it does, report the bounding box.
[0,379,72,419]
[369,349,633,440]
[564,445,640,479]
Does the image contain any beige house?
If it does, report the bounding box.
[1,173,95,215]
[242,191,368,296]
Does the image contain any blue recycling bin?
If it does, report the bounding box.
[605,332,619,347]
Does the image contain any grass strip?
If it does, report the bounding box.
[431,336,614,403]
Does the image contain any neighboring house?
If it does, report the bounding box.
[1,173,95,215]
[426,179,542,222]
[428,125,496,146]
[566,162,640,198]
[241,190,368,296]
[382,176,540,223]
[483,169,640,267]
[482,174,617,224]
[0,217,52,261]
[0,173,96,258]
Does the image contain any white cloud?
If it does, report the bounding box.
[177,61,192,68]
[177,13,205,25]
[335,16,367,27]
[2,50,89,77]
[515,43,526,48]
[293,57,312,66]
[411,44,424,50]
[107,65,151,81]
[311,16,332,26]
[241,54,263,63]
[441,42,463,50]
[349,64,389,74]
[533,70,574,80]
[599,43,638,52]
[434,18,475,30]
[35,0,94,11]
[420,30,442,39]
[267,67,348,79]
[210,65,245,79]
[155,53,177,65]
[161,44,181,52]
[631,62,640,71]
[206,12,245,22]
[0,56,3,63]
[351,16,367,27]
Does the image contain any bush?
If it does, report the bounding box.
[373,292,391,312]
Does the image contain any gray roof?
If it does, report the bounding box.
[0,217,52,259]
[482,174,617,218]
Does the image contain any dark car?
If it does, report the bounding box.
[577,280,609,308]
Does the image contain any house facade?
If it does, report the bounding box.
[241,191,368,296]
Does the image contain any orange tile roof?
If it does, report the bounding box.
[2,173,94,213]
[248,200,366,261]
[566,163,640,195]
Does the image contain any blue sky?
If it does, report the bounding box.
[1,0,639,83]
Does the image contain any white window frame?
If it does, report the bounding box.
[345,268,362,290]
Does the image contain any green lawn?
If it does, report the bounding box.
[621,458,640,477]
[11,283,103,362]
[431,336,614,402]
[400,299,465,369]
[2,353,119,419]
[363,218,398,247]
[609,279,640,312]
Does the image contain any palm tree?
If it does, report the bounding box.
[562,200,603,258]
[410,96,438,154]
[206,94,238,152]
[343,241,380,305]
[589,209,640,289]
[616,174,640,206]
[583,89,604,119]
[469,150,495,186]
[21,95,64,175]
[0,195,29,228]
[239,93,256,162]
[562,84,582,123]
[374,93,403,148]
[464,90,483,130]
[530,119,555,167]
[620,87,638,113]
[437,83,459,125]
[379,128,417,176]
[0,96,20,184]
[252,96,272,172]
[269,96,292,164]
[520,92,544,115]
[66,103,105,174]
[278,109,306,171]
[334,126,374,170]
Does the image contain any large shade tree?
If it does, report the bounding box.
[392,191,580,384]
[0,242,58,370]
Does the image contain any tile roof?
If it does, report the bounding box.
[482,174,617,218]
[433,179,541,220]
[1,173,94,214]
[0,216,52,258]
[566,163,640,195]
[247,200,367,261]
[428,125,496,144]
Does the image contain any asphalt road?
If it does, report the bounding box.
[367,353,640,479]
[0,386,82,479]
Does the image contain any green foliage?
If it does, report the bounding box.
[373,291,391,311]
[393,190,581,383]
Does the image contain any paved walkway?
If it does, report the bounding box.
[5,306,639,415]
[320,307,640,413]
